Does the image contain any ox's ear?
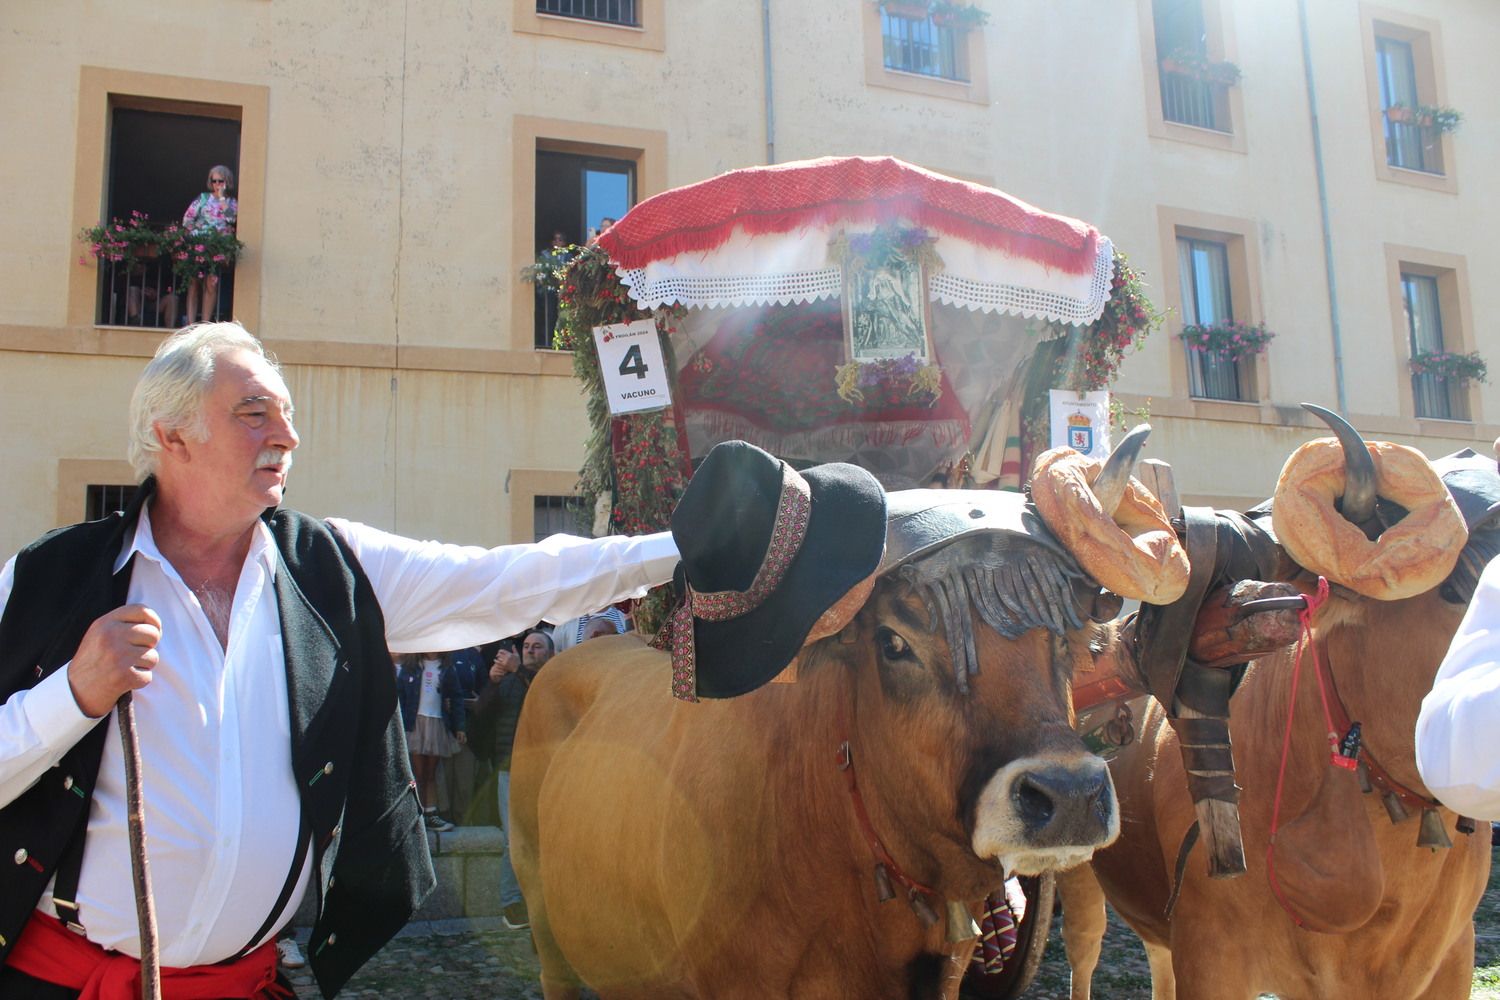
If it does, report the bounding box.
[805,571,879,646]
[1088,587,1124,623]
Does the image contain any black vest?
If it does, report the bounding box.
[0,482,434,997]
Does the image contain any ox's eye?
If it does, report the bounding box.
[876,626,913,661]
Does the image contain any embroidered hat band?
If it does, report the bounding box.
[656,463,812,701]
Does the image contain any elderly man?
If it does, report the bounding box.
[0,323,678,998]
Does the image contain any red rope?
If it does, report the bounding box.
[1265,577,1342,928]
[834,697,938,901]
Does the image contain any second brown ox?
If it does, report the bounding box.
[1064,415,1498,1000]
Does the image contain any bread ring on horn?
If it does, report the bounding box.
[1272,438,1466,600]
[1031,447,1190,605]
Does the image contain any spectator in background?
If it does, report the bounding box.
[473,628,554,929]
[180,164,238,325]
[397,652,467,832]
[441,647,486,822]
[582,615,622,641]
[586,217,617,245]
[552,605,629,653]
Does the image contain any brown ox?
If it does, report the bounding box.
[1063,422,1496,1000]
[510,489,1148,1000]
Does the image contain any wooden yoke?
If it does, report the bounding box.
[1136,459,1247,880]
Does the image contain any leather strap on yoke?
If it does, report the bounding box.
[1137,507,1220,710]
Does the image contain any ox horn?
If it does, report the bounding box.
[1090,423,1152,517]
[1303,403,1377,526]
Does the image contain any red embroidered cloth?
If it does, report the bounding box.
[7,913,288,1000]
[675,299,968,449]
[598,156,1099,276]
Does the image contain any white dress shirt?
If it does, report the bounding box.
[1416,556,1500,821]
[0,506,677,965]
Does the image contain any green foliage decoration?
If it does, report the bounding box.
[555,245,689,633]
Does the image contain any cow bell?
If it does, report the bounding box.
[1382,791,1410,825]
[1457,815,1476,836]
[944,900,979,944]
[873,864,896,903]
[1355,761,1373,794]
[909,890,940,928]
[1417,808,1454,850]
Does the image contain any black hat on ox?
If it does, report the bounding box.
[658,440,887,700]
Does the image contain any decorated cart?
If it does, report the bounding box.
[549,155,1162,996]
[555,155,1156,533]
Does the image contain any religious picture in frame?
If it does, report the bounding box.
[844,257,931,362]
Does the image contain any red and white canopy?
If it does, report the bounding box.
[597,156,1113,326]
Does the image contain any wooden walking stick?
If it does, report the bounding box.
[117,691,162,1000]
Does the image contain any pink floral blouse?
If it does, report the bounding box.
[183,193,237,234]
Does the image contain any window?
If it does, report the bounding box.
[96,104,242,327]
[537,0,638,26]
[85,484,139,522]
[1153,0,1229,132]
[1361,10,1453,192]
[881,11,967,82]
[1376,36,1442,174]
[1178,236,1252,402]
[1402,273,1465,420]
[534,151,635,348]
[69,68,267,332]
[513,0,663,49]
[534,495,586,541]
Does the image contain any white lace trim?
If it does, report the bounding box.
[614,225,1113,326]
[931,236,1113,325]
[616,266,843,309]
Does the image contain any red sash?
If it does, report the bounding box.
[7,913,288,1000]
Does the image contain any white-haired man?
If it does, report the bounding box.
[0,323,678,998]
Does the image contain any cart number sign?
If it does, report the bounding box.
[593,319,673,415]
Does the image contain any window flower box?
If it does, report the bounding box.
[877,0,933,19]
[1385,103,1462,134]
[161,222,243,283]
[78,210,163,271]
[1160,49,1242,88]
[1409,350,1487,384]
[1178,320,1274,362]
[929,1,988,30]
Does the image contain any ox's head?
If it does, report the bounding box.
[1260,405,1500,793]
[798,432,1181,884]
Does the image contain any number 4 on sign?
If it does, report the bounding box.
[593,319,673,416]
[619,344,648,380]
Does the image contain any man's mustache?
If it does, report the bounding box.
[257,449,293,473]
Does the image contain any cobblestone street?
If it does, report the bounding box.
[284,845,1500,998]
[285,919,544,1000]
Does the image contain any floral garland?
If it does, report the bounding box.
[1018,252,1162,466]
[519,244,576,291]
[1052,251,1161,392]
[1410,350,1487,384]
[834,354,942,407]
[556,245,689,632]
[1179,319,1274,362]
[829,223,943,274]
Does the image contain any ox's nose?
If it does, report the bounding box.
[1010,760,1114,846]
